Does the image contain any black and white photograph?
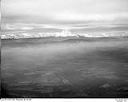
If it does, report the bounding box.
[1,0,128,98]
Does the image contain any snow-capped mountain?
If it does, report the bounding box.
[1,29,128,39]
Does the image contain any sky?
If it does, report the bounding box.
[1,0,128,24]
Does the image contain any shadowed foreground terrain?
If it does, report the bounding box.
[1,38,128,98]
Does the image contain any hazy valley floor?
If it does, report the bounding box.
[1,38,128,98]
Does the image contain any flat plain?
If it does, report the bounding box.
[1,38,128,98]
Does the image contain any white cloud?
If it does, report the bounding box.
[2,0,128,23]
[53,12,128,21]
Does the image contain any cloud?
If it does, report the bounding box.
[1,0,128,24]
[2,23,34,30]
[53,12,128,22]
